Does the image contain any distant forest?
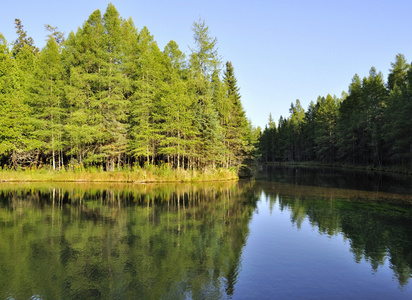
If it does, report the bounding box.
[0,3,257,171]
[259,55,412,171]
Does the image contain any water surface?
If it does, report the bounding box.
[0,167,411,299]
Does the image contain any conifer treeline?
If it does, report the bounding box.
[259,55,412,170]
[0,4,257,171]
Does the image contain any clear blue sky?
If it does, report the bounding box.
[2,0,412,129]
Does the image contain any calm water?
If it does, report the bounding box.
[0,167,412,299]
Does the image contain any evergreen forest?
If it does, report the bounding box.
[0,4,257,172]
[259,56,412,171]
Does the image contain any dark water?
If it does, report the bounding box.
[0,167,412,299]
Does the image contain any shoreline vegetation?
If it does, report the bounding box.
[0,165,239,183]
[1,159,410,184]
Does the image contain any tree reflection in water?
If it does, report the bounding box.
[0,174,411,299]
[257,179,412,287]
[0,182,258,299]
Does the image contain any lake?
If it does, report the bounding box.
[0,167,411,299]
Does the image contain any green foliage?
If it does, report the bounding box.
[0,4,254,173]
[259,56,411,171]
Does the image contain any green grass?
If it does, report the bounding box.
[0,165,239,183]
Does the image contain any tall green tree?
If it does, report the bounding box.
[276,116,292,161]
[160,40,194,168]
[336,74,362,163]
[387,54,408,91]
[189,19,220,77]
[5,25,38,168]
[31,36,65,170]
[62,5,129,169]
[222,61,251,167]
[300,101,317,161]
[11,19,38,57]
[188,19,224,168]
[288,99,305,161]
[258,114,276,162]
[383,55,412,168]
[61,9,108,166]
[0,34,33,168]
[361,67,388,166]
[314,95,339,163]
[100,3,129,170]
[128,26,164,164]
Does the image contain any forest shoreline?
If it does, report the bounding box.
[263,161,412,176]
[0,167,239,183]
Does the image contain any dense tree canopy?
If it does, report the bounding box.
[259,58,412,171]
[0,3,256,171]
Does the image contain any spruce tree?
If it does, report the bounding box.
[223,61,249,167]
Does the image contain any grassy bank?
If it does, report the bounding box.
[264,161,412,175]
[0,165,239,183]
